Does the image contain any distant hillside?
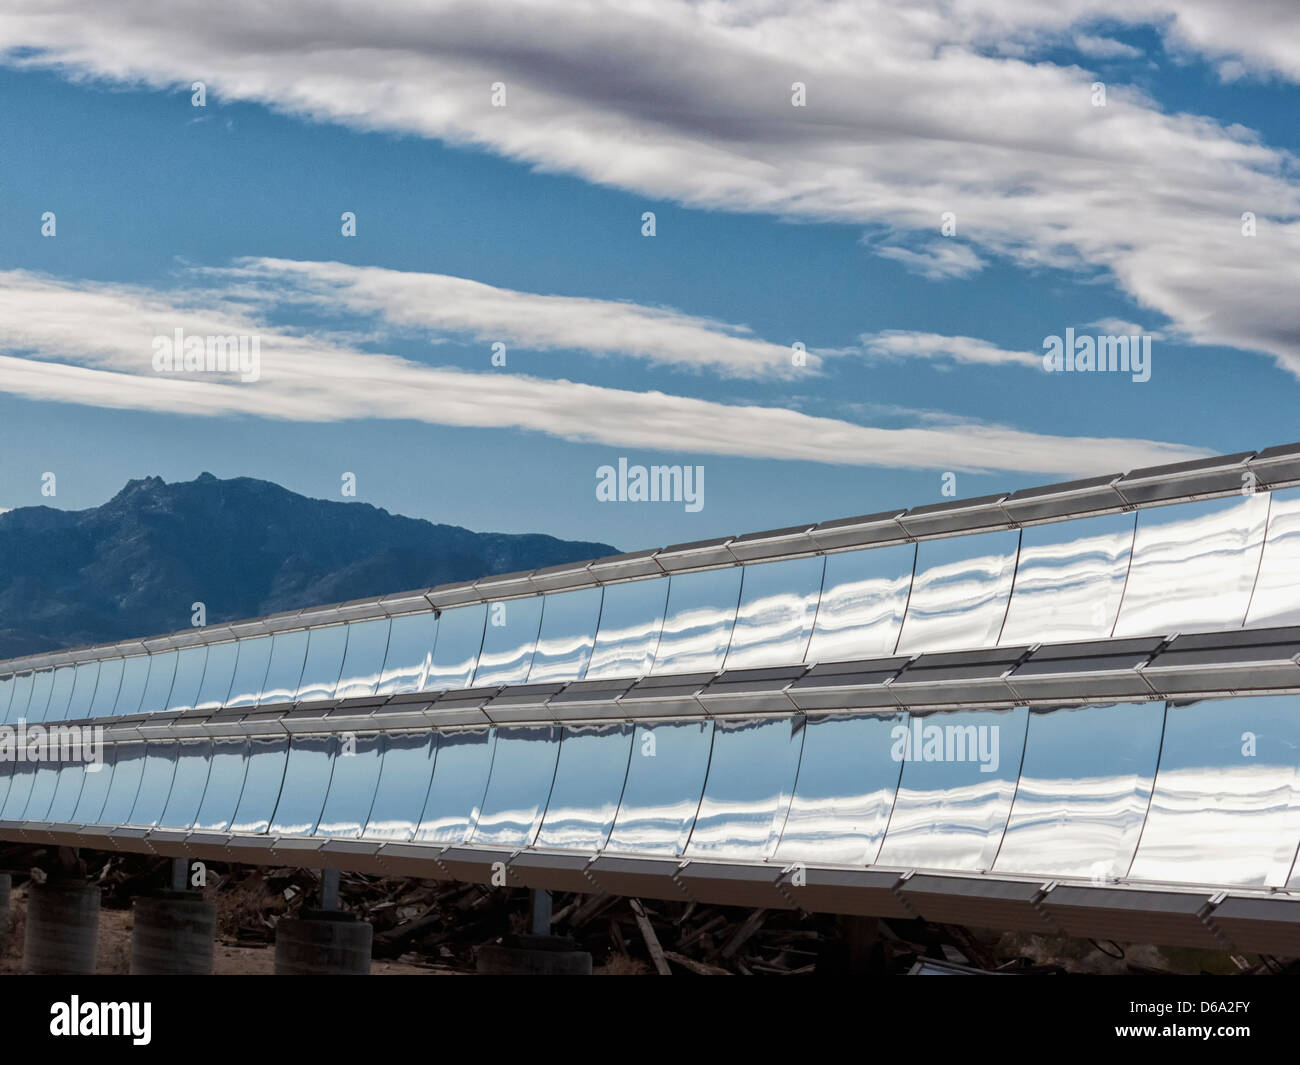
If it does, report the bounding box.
[0,473,617,659]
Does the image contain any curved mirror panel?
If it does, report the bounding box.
[159,740,214,829]
[425,605,486,691]
[1245,486,1300,627]
[194,641,239,710]
[1130,696,1300,889]
[472,598,544,686]
[413,727,495,843]
[876,706,1028,872]
[363,732,438,841]
[0,675,13,723]
[295,626,348,703]
[723,557,825,670]
[128,741,180,826]
[270,736,336,835]
[112,656,151,717]
[62,661,102,722]
[87,658,124,719]
[45,761,89,824]
[470,725,561,847]
[994,702,1163,879]
[527,588,604,683]
[40,666,76,723]
[805,545,915,664]
[605,720,714,856]
[896,531,1020,654]
[228,737,290,834]
[4,672,34,724]
[225,636,273,708]
[335,619,392,700]
[1113,494,1269,637]
[1,761,36,820]
[96,742,147,824]
[774,711,907,866]
[686,716,804,860]
[258,631,309,705]
[999,513,1136,645]
[0,760,11,813]
[534,724,633,851]
[21,763,61,821]
[375,612,438,696]
[649,569,743,676]
[584,577,669,680]
[316,734,385,838]
[166,646,208,713]
[25,669,56,723]
[71,749,116,824]
[137,651,178,715]
[192,738,251,832]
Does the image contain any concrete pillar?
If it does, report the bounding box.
[23,879,100,975]
[476,933,593,975]
[274,911,372,975]
[130,891,217,975]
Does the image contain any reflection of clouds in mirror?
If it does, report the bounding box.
[649,570,742,676]
[1245,485,1300,627]
[606,721,714,856]
[585,578,669,680]
[535,724,634,851]
[362,733,436,842]
[896,531,1020,654]
[414,729,495,845]
[724,557,825,670]
[806,545,914,664]
[315,733,384,838]
[470,726,562,847]
[527,587,604,683]
[472,598,543,686]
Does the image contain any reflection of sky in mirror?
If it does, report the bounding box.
[1246,486,1300,627]
[375,612,438,695]
[194,641,239,710]
[535,723,633,851]
[225,637,272,709]
[316,734,384,837]
[723,557,825,670]
[294,626,348,702]
[649,569,743,675]
[228,737,290,834]
[994,702,1162,879]
[686,716,803,859]
[335,619,392,700]
[999,513,1135,644]
[584,578,668,680]
[364,732,437,840]
[470,725,561,846]
[414,728,494,843]
[805,545,914,664]
[472,598,544,686]
[606,721,713,855]
[192,738,250,832]
[876,707,1027,871]
[774,712,906,865]
[270,736,336,835]
[527,587,604,683]
[426,605,486,691]
[895,531,1019,654]
[1130,697,1300,889]
[158,740,213,829]
[1113,494,1269,637]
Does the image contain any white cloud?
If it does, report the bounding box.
[872,242,987,280]
[2,1,1298,380]
[1073,34,1143,60]
[860,331,1042,369]
[0,267,1207,477]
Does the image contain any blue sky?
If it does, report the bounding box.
[2,2,1299,550]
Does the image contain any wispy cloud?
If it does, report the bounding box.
[859,330,1042,369]
[0,267,1207,476]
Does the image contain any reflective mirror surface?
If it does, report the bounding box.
[159,740,213,829]
[270,736,336,835]
[137,651,178,715]
[45,761,89,823]
[470,725,561,846]
[194,641,239,710]
[166,647,208,713]
[1130,696,1300,889]
[875,707,1028,871]
[26,670,55,723]
[425,605,486,691]
[259,631,309,705]
[113,656,151,717]
[3,673,33,724]
[294,626,348,703]
[97,742,147,824]
[723,558,824,670]
[805,545,915,664]
[527,588,604,683]
[896,531,1020,653]
[63,661,103,721]
[21,763,60,821]
[225,636,273,708]
[363,732,437,840]
[316,734,385,837]
[1245,486,1300,627]
[129,741,180,826]
[71,749,116,824]
[335,619,392,700]
[649,569,743,675]
[192,738,251,832]
[87,658,124,719]
[774,712,907,866]
[375,612,438,695]
[1113,495,1270,637]
[1,761,35,820]
[228,737,290,834]
[994,702,1163,879]
[686,716,804,860]
[584,577,668,680]
[40,666,76,723]
[605,721,714,855]
[534,723,633,850]
[999,513,1136,645]
[413,727,495,843]
[472,598,544,686]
